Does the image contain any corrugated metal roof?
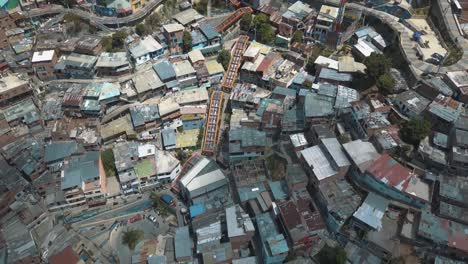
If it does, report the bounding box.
[319,68,352,82]
[129,36,163,58]
[304,93,334,117]
[353,192,389,230]
[44,141,79,163]
[301,145,337,180]
[130,103,160,128]
[343,140,380,173]
[256,213,289,257]
[173,8,204,26]
[200,24,221,40]
[161,129,176,147]
[180,157,211,186]
[186,169,226,192]
[226,205,255,238]
[61,152,100,190]
[321,137,351,167]
[175,226,192,259]
[229,127,267,148]
[334,85,360,108]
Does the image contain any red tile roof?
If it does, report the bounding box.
[297,198,326,232]
[278,200,302,230]
[366,154,412,191]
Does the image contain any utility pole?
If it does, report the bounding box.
[207,0,211,17]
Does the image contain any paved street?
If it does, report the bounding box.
[69,195,151,226]
[348,2,468,75]
[109,215,170,264]
[26,0,164,28]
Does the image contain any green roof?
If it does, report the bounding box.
[135,159,155,179]
[5,0,19,10]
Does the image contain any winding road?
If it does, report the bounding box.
[27,1,467,75]
[348,1,468,75]
[26,0,164,28]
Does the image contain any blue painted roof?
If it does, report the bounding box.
[269,181,288,201]
[189,203,206,218]
[200,25,220,40]
[191,30,208,46]
[153,61,176,81]
[99,82,121,101]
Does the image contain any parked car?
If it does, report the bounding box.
[425,57,441,65]
[160,194,175,206]
[129,214,142,223]
[148,215,157,223]
[431,53,444,61]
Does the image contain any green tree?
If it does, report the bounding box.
[305,59,315,74]
[196,127,204,148]
[400,117,432,146]
[193,0,208,15]
[64,13,83,35]
[122,229,144,250]
[253,13,269,29]
[135,24,146,36]
[363,53,392,79]
[389,257,405,264]
[145,13,161,32]
[338,134,351,144]
[111,30,128,51]
[182,31,192,53]
[291,31,303,44]
[102,36,113,52]
[150,192,169,217]
[258,24,275,44]
[240,13,253,31]
[51,0,76,7]
[88,26,98,34]
[101,149,117,177]
[217,49,231,70]
[376,73,396,93]
[176,149,189,164]
[316,245,347,264]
